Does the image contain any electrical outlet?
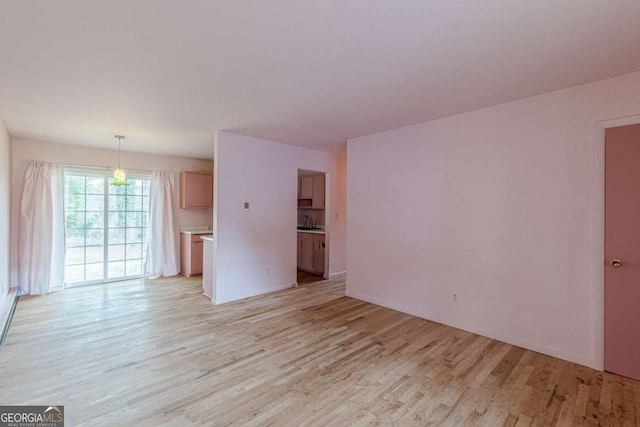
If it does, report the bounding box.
[453,293,458,302]
[266,268,270,275]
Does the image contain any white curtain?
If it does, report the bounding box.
[145,171,179,277]
[18,161,65,295]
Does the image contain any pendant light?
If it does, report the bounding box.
[113,135,127,186]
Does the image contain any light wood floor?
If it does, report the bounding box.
[297,269,325,286]
[0,277,638,426]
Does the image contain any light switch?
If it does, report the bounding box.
[244,202,249,211]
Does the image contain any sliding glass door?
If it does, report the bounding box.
[64,169,151,286]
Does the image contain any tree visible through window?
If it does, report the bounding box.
[64,169,150,286]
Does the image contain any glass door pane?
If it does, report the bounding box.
[64,169,150,286]
[64,173,106,285]
[106,177,150,280]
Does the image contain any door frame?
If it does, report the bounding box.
[593,114,640,370]
[296,169,331,280]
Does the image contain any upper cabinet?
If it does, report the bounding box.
[298,174,325,209]
[299,176,314,199]
[180,171,213,208]
[311,175,325,209]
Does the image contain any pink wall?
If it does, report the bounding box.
[0,116,10,301]
[10,137,213,285]
[213,132,346,304]
[346,71,640,369]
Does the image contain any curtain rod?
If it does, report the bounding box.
[62,163,153,174]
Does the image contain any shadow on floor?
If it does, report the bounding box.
[297,270,324,286]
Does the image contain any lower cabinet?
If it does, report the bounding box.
[297,232,325,275]
[181,233,212,276]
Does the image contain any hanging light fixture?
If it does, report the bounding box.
[113,135,127,186]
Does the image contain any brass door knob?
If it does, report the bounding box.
[610,259,622,268]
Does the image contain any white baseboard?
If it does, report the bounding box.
[345,289,596,370]
[329,271,346,280]
[216,283,294,305]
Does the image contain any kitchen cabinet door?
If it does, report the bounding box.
[180,171,213,208]
[313,234,325,273]
[181,233,212,276]
[299,176,314,199]
[191,236,204,274]
[312,175,325,208]
[299,233,315,271]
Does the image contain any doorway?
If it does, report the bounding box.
[296,169,327,285]
[604,123,640,380]
[64,168,151,286]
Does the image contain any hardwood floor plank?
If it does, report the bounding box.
[0,276,638,426]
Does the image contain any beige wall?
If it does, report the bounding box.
[213,132,346,304]
[347,71,640,369]
[0,117,10,300]
[10,137,213,284]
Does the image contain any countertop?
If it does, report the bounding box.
[200,235,214,242]
[297,228,325,235]
[181,230,213,235]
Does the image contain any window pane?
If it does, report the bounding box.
[85,263,104,281]
[86,212,104,229]
[126,243,142,259]
[108,245,125,261]
[86,177,104,194]
[108,261,125,278]
[127,180,143,196]
[65,193,85,211]
[126,212,142,227]
[86,229,104,246]
[86,194,104,211]
[66,229,85,248]
[86,246,104,264]
[66,247,85,266]
[108,228,125,245]
[66,212,86,230]
[65,265,84,284]
[65,175,85,194]
[126,260,142,276]
[127,195,142,211]
[126,227,143,243]
[109,180,126,195]
[108,212,125,228]
[108,195,125,212]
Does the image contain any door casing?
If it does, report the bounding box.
[593,114,640,371]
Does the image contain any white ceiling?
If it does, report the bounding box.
[1,1,639,159]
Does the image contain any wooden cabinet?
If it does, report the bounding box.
[180,171,213,208]
[311,176,325,209]
[297,232,325,275]
[297,175,325,209]
[298,176,313,199]
[181,232,212,276]
[313,234,325,272]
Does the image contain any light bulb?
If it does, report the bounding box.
[113,168,127,186]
